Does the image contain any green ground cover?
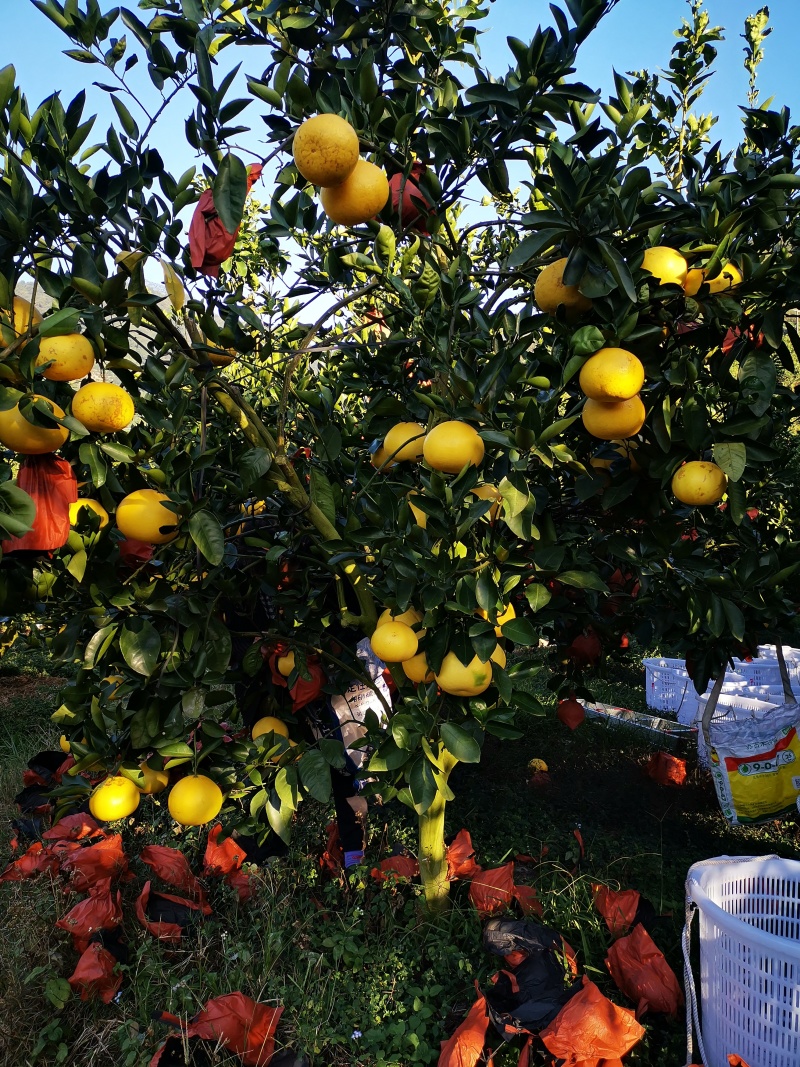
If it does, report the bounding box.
[1,645,798,1066]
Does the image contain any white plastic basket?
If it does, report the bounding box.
[694,692,781,768]
[644,658,748,725]
[684,855,800,1067]
[734,657,800,688]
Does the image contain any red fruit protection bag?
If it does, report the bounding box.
[438,986,491,1067]
[469,862,515,918]
[1,454,76,553]
[68,942,123,1004]
[605,923,683,1016]
[151,993,282,1067]
[540,976,645,1065]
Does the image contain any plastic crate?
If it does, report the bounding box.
[694,692,781,768]
[644,658,747,725]
[684,855,800,1067]
[734,656,800,688]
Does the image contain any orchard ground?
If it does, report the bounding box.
[3,641,800,1067]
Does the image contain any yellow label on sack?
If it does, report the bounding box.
[722,726,800,822]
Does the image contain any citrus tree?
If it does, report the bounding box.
[2,0,800,910]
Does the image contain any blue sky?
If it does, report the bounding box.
[4,1,799,177]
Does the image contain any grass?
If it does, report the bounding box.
[2,642,800,1065]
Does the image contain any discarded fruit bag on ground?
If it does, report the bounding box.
[61,833,129,891]
[0,841,60,883]
[1,454,77,553]
[447,828,482,880]
[702,660,800,824]
[646,751,687,786]
[22,749,65,788]
[151,992,283,1067]
[469,862,515,917]
[592,884,641,938]
[204,823,247,875]
[539,976,645,1064]
[136,881,207,943]
[140,844,210,910]
[438,985,491,1067]
[604,923,683,1016]
[56,877,123,951]
[371,854,419,882]
[483,919,581,1036]
[68,938,125,1003]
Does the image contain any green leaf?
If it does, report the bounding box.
[571,326,605,356]
[310,468,336,527]
[38,308,82,337]
[501,617,539,645]
[524,584,552,613]
[408,755,437,814]
[66,549,87,582]
[0,482,35,539]
[712,442,746,482]
[507,229,561,268]
[598,240,637,303]
[265,790,293,842]
[275,765,299,810]
[440,723,481,764]
[189,510,225,566]
[120,619,161,676]
[45,977,72,1010]
[298,749,332,803]
[213,153,248,235]
[155,741,193,758]
[559,570,609,592]
[538,416,578,443]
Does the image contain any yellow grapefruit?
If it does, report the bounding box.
[402,651,434,684]
[435,645,506,697]
[293,114,360,187]
[370,444,394,470]
[423,421,484,474]
[69,498,109,528]
[252,716,290,740]
[582,396,645,440]
[590,441,640,473]
[370,621,419,663]
[671,461,727,505]
[477,602,516,637]
[36,333,95,381]
[579,348,644,402]
[534,258,592,317]
[408,492,428,528]
[0,394,68,454]
[6,296,42,336]
[707,262,742,294]
[276,651,296,677]
[59,734,71,754]
[89,775,141,822]
[471,484,503,520]
[72,382,135,433]
[138,762,169,794]
[641,246,688,286]
[116,488,179,544]
[320,159,389,226]
[168,774,223,826]
[377,606,423,629]
[383,422,426,463]
[683,268,705,297]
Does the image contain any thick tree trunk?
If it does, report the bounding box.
[418,752,458,912]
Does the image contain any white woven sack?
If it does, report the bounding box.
[695,692,781,768]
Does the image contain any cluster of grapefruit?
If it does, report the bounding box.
[533,247,736,508]
[369,605,508,698]
[293,114,389,227]
[0,296,136,451]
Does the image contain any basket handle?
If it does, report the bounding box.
[700,667,726,749]
[776,642,794,703]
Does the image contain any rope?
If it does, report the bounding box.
[682,897,707,1067]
